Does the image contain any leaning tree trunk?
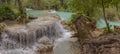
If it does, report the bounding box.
[115,3,119,12]
[102,0,110,32]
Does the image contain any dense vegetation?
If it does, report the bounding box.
[1,0,120,54]
[0,4,19,21]
[0,0,120,42]
[0,0,72,22]
[70,0,120,32]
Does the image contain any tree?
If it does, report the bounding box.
[102,0,110,32]
[110,0,120,11]
[70,0,119,32]
[0,0,10,4]
[70,0,100,18]
[17,0,26,18]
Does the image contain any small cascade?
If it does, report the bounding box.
[53,30,80,54]
[0,17,65,54]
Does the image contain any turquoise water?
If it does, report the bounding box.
[52,12,73,20]
[26,9,120,28]
[26,9,54,17]
[96,19,120,28]
[26,9,73,20]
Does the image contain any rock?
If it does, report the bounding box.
[51,14,61,20]
[114,25,120,33]
[0,16,63,49]
[80,33,120,54]
[36,36,53,54]
[38,36,52,45]
[91,28,103,38]
[61,20,68,25]
[72,15,95,42]
[28,16,38,20]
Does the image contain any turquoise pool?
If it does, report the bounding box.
[26,9,73,20]
[96,19,120,29]
[52,12,73,20]
[26,9,120,28]
[26,9,54,17]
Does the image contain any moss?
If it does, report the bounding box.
[0,23,7,34]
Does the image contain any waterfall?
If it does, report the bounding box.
[0,17,65,54]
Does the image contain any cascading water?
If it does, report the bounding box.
[0,16,80,54]
[0,17,65,54]
[53,30,80,54]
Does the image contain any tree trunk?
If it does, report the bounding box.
[0,0,6,4]
[102,0,110,32]
[17,0,26,18]
[15,0,17,6]
[60,0,64,7]
[6,0,10,4]
[116,4,119,12]
[115,3,120,20]
[37,0,40,9]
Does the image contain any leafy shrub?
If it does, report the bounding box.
[105,8,119,21]
[68,13,96,24]
[0,4,20,22]
[99,8,119,21]
[58,7,66,11]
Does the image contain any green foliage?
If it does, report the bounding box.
[102,25,113,34]
[104,8,119,21]
[68,13,96,25]
[16,17,30,24]
[69,0,120,20]
[68,13,79,24]
[58,7,66,11]
[69,0,120,33]
[24,0,71,11]
[0,4,20,21]
[69,0,100,20]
